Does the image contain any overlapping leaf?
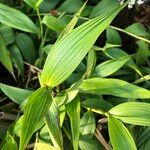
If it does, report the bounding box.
[20,87,52,150]
[79,78,150,99]
[109,102,150,126]
[108,116,137,150]
[41,4,126,87]
[0,3,38,33]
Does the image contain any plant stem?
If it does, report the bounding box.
[109,25,150,44]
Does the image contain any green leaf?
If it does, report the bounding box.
[0,24,15,45]
[14,116,45,138]
[35,143,58,150]
[58,1,87,40]
[39,0,60,12]
[106,27,121,44]
[0,3,38,33]
[45,101,63,150]
[20,87,52,150]
[9,44,24,75]
[106,48,142,76]
[90,0,119,18]
[136,40,150,65]
[79,137,103,150]
[80,110,95,137]
[82,98,113,112]
[108,116,137,150]
[16,33,36,64]
[42,15,66,32]
[41,4,126,87]
[1,132,18,150]
[125,23,149,38]
[66,96,80,150]
[0,35,13,73]
[86,49,97,78]
[23,0,37,8]
[79,78,150,99]
[109,102,150,126]
[93,56,130,77]
[0,83,33,104]
[58,0,83,14]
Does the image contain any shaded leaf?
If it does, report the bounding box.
[0,35,13,73]
[0,83,33,104]
[80,110,95,137]
[16,33,36,64]
[0,24,15,45]
[0,3,38,33]
[125,23,149,38]
[90,0,119,18]
[9,44,24,75]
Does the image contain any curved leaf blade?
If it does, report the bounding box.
[0,3,38,33]
[20,87,52,150]
[108,116,137,150]
[79,78,150,99]
[41,4,126,87]
[109,102,150,126]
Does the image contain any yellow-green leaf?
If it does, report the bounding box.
[79,78,150,99]
[41,4,126,87]
[109,102,150,126]
[108,116,137,150]
[20,87,52,150]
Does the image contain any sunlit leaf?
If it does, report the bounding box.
[109,102,150,126]
[79,78,150,99]
[66,96,80,150]
[20,87,52,150]
[108,116,137,150]
[41,4,126,87]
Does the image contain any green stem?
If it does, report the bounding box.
[109,25,150,44]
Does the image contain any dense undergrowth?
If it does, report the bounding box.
[0,0,150,150]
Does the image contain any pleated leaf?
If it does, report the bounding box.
[79,78,150,99]
[0,3,38,33]
[45,101,64,150]
[66,96,80,150]
[94,56,130,77]
[0,35,13,73]
[109,102,150,126]
[41,4,126,87]
[20,87,52,150]
[108,116,137,150]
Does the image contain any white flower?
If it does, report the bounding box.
[118,0,147,9]
[137,0,145,4]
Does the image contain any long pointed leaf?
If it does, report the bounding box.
[41,4,126,87]
[20,87,52,150]
[108,116,137,150]
[45,101,64,150]
[0,3,38,33]
[109,102,150,126]
[79,78,150,99]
